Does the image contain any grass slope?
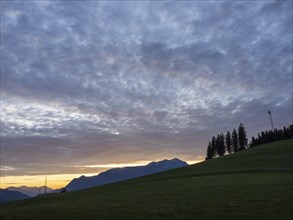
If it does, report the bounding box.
[1,140,293,220]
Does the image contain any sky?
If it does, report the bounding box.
[1,0,292,189]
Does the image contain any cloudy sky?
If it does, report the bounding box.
[1,0,292,188]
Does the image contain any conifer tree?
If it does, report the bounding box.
[232,128,238,152]
[220,133,226,156]
[238,123,247,151]
[225,131,232,153]
[211,136,217,157]
[216,133,225,156]
[205,142,213,160]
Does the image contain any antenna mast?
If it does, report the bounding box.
[268,110,277,141]
[268,111,275,131]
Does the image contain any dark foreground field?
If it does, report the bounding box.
[1,140,293,220]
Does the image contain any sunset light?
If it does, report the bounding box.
[0,1,292,218]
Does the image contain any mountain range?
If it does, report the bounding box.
[1,158,188,202]
[6,185,54,197]
[66,158,188,191]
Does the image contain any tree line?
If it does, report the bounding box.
[250,125,293,147]
[205,123,247,160]
[205,123,293,160]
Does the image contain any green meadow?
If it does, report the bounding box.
[1,140,292,220]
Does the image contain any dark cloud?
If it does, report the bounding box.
[1,0,292,176]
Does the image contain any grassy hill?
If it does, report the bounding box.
[1,140,293,220]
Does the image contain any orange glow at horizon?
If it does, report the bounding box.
[0,160,203,189]
[78,162,152,168]
[0,173,99,189]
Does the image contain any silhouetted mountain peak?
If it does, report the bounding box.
[170,158,183,162]
[66,158,188,191]
[147,158,188,168]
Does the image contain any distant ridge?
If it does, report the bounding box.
[6,185,54,197]
[66,158,188,191]
[0,189,30,203]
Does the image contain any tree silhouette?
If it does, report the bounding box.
[203,123,292,162]
[205,142,213,160]
[225,131,232,154]
[238,123,247,151]
[249,124,292,147]
[232,128,238,152]
[216,133,225,156]
[211,136,217,157]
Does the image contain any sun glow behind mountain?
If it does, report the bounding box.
[0,160,200,189]
[79,162,152,168]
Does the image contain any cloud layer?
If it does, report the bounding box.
[1,0,292,176]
